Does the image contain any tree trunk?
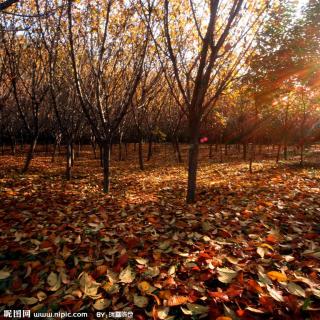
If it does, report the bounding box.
[22,136,38,173]
[243,143,247,161]
[102,142,111,193]
[51,140,58,163]
[175,137,183,163]
[138,139,144,170]
[100,145,103,167]
[276,144,281,163]
[186,121,200,203]
[125,142,128,158]
[91,141,97,159]
[300,144,304,166]
[66,142,72,181]
[10,136,16,156]
[77,141,81,158]
[147,138,152,161]
[249,143,255,174]
[71,142,75,166]
[186,141,199,203]
[283,143,288,160]
[209,144,213,159]
[118,141,123,161]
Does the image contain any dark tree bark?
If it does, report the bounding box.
[186,120,200,203]
[147,138,152,161]
[249,143,255,174]
[209,144,213,159]
[138,139,144,170]
[173,137,183,163]
[276,144,281,163]
[22,136,38,173]
[102,142,111,193]
[10,136,16,155]
[243,143,247,160]
[300,144,304,166]
[283,143,288,160]
[66,142,72,180]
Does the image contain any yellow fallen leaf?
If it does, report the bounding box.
[138,281,151,292]
[267,271,287,282]
[260,243,274,251]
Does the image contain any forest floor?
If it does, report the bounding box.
[0,145,320,320]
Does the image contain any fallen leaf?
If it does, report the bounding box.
[134,295,149,308]
[119,265,135,283]
[167,295,189,306]
[93,298,111,310]
[267,271,287,282]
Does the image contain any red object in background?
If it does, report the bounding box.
[200,137,208,143]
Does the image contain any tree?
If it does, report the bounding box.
[67,0,149,192]
[161,0,270,202]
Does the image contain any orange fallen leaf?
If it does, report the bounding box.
[167,295,189,306]
[267,271,287,282]
[208,291,229,302]
[96,265,108,276]
[266,234,278,244]
[247,279,264,293]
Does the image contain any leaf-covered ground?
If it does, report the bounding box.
[0,146,320,319]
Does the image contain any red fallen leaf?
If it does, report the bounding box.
[39,240,53,249]
[96,265,108,276]
[187,290,199,303]
[284,295,299,313]
[158,290,172,300]
[31,273,40,286]
[0,295,17,305]
[266,234,278,244]
[304,233,318,240]
[208,291,229,302]
[192,265,201,271]
[226,286,243,297]
[242,209,252,218]
[147,216,159,224]
[176,221,188,228]
[72,300,83,312]
[236,309,246,317]
[25,260,42,270]
[198,251,213,259]
[88,247,94,257]
[69,268,78,279]
[259,296,274,313]
[237,271,244,285]
[124,236,141,249]
[114,253,128,272]
[10,260,20,269]
[218,229,232,238]
[12,277,22,290]
[247,279,264,293]
[199,271,213,281]
[60,299,77,306]
[208,304,221,319]
[163,276,176,287]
